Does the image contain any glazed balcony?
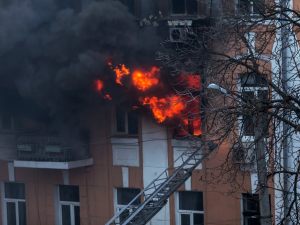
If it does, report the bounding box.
[13,134,93,169]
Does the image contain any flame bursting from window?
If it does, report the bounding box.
[132,67,160,91]
[142,96,185,123]
[110,62,160,91]
[94,62,202,136]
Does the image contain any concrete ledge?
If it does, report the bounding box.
[13,158,93,169]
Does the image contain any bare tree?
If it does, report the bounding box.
[157,1,300,225]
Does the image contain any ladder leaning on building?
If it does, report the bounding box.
[105,141,217,225]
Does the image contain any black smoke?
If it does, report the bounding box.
[0,0,159,126]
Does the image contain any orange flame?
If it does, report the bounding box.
[132,66,160,91]
[192,118,202,136]
[142,95,185,123]
[112,64,130,85]
[95,79,104,92]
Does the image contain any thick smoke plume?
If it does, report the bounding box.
[0,0,159,126]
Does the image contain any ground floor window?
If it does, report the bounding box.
[114,187,141,223]
[3,182,26,225]
[176,191,204,225]
[242,193,260,225]
[59,185,80,225]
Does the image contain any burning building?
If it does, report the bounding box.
[0,1,265,225]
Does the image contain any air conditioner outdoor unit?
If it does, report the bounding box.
[169,27,188,43]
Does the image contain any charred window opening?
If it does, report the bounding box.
[171,0,198,15]
[177,191,204,225]
[240,73,268,136]
[115,107,138,135]
[242,193,260,225]
[238,0,265,15]
[4,182,26,225]
[59,185,80,225]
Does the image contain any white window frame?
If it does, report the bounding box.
[1,182,26,225]
[58,186,80,225]
[113,188,141,224]
[238,84,269,142]
[175,192,204,225]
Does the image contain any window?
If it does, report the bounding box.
[171,0,198,15]
[238,0,265,15]
[176,191,204,225]
[242,194,260,225]
[59,185,80,225]
[3,182,26,225]
[240,73,268,136]
[115,108,138,135]
[115,188,141,224]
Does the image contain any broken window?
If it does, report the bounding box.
[171,0,198,15]
[177,191,204,225]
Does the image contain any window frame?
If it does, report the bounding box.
[1,182,26,225]
[58,185,80,225]
[238,74,269,141]
[113,108,139,136]
[242,193,261,225]
[113,187,141,224]
[237,0,265,16]
[170,0,198,16]
[175,191,204,225]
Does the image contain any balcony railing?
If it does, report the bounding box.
[16,135,89,162]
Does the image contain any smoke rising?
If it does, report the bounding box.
[0,0,159,125]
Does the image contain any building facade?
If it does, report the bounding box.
[2,0,296,225]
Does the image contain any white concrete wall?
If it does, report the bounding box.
[142,117,170,225]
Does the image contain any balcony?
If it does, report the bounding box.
[13,134,93,169]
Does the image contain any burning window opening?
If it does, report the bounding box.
[95,62,203,137]
[141,95,185,123]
